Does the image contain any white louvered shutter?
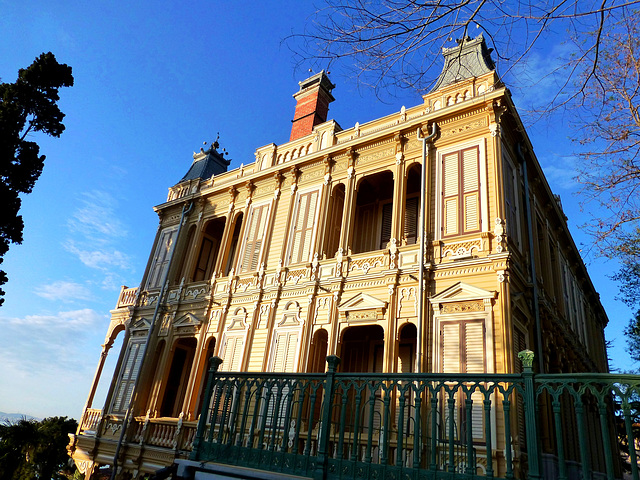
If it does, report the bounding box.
[464,321,486,439]
[241,204,268,272]
[111,341,144,413]
[221,336,244,371]
[289,191,318,265]
[148,228,176,289]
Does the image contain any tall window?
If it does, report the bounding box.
[352,171,394,254]
[270,330,299,373]
[110,340,145,414]
[193,217,226,281]
[442,146,480,237]
[324,184,345,258]
[147,227,177,289]
[287,190,319,265]
[219,335,244,371]
[239,204,270,273]
[441,319,486,440]
[503,154,520,248]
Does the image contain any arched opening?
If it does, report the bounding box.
[91,326,125,413]
[324,184,345,259]
[195,336,217,417]
[224,212,243,276]
[398,323,416,373]
[160,337,197,418]
[352,171,394,254]
[307,329,328,373]
[404,164,421,245]
[174,225,196,284]
[339,325,384,373]
[193,217,226,282]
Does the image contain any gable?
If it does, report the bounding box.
[338,292,387,311]
[430,282,495,303]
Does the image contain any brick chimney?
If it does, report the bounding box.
[290,70,335,142]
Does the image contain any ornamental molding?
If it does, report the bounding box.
[430,281,495,315]
[441,300,485,314]
[439,117,487,139]
[338,292,387,322]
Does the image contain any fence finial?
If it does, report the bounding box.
[518,349,535,369]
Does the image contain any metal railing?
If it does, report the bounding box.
[190,352,640,480]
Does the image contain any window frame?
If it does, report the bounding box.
[286,187,320,266]
[435,139,488,240]
[237,201,271,273]
[146,226,178,290]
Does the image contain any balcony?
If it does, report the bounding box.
[184,354,640,480]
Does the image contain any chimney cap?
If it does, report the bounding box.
[294,70,335,99]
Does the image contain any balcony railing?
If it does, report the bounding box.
[191,353,640,480]
[116,286,138,308]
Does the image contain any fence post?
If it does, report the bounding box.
[190,356,223,461]
[519,349,541,480]
[315,355,341,480]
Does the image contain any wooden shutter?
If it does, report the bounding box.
[441,322,460,372]
[404,196,419,245]
[379,202,393,249]
[353,203,376,253]
[462,148,480,232]
[442,147,481,237]
[240,204,268,272]
[220,336,244,371]
[193,237,213,281]
[326,188,344,258]
[443,153,459,236]
[503,159,518,245]
[271,331,299,373]
[289,190,318,265]
[441,320,486,441]
[148,228,176,289]
[111,341,144,413]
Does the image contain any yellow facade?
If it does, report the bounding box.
[69,36,608,479]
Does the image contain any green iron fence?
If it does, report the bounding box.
[190,352,640,480]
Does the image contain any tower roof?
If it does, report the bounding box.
[179,141,231,183]
[430,33,496,93]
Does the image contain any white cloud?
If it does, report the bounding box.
[5,308,103,329]
[65,241,131,271]
[64,191,134,280]
[67,190,128,242]
[34,280,92,302]
[539,155,579,191]
[508,42,576,111]
[0,309,109,419]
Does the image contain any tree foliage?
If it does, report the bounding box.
[0,52,73,306]
[0,416,78,480]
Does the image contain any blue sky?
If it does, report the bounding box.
[0,1,635,419]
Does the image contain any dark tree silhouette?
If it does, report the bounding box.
[0,52,73,306]
[0,416,78,479]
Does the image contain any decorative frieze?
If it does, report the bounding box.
[441,301,485,314]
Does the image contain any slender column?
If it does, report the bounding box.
[390,134,406,247]
[76,342,112,434]
[338,148,357,255]
[519,349,541,480]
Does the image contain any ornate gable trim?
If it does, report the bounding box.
[338,293,387,322]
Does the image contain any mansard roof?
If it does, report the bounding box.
[430,33,496,93]
[179,142,231,183]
